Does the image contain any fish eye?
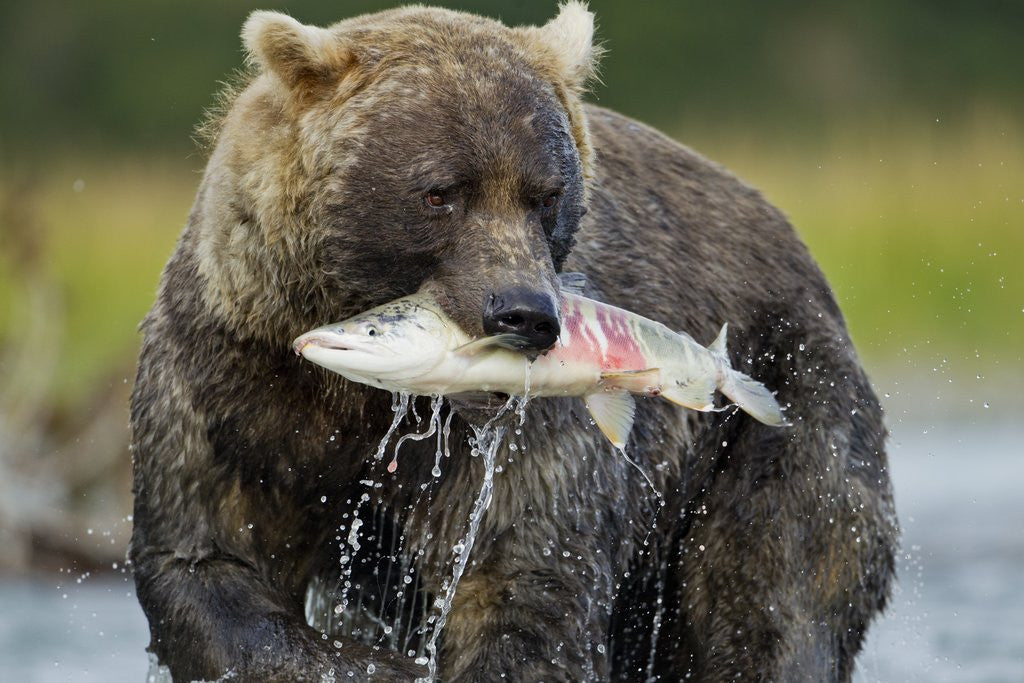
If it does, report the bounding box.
[365,324,380,337]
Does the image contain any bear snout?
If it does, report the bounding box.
[483,286,561,351]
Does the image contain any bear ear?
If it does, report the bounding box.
[242,11,354,93]
[528,1,602,93]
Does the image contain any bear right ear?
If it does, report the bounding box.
[242,11,354,94]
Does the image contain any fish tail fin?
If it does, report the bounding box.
[710,325,788,427]
[720,371,788,426]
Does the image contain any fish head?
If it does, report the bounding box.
[292,295,455,384]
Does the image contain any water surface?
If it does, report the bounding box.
[1,421,1020,681]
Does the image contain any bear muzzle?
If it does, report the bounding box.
[482,287,561,352]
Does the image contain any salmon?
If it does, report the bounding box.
[293,280,787,448]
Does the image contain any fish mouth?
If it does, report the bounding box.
[293,335,353,355]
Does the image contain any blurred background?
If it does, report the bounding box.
[0,1,1021,680]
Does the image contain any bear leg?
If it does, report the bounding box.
[132,546,427,681]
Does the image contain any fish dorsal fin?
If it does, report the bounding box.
[584,390,636,449]
[557,271,588,295]
[600,368,661,394]
[708,323,728,359]
[454,333,530,356]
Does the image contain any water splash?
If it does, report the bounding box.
[424,394,521,681]
[615,446,663,505]
[374,392,411,461]
[388,394,444,473]
[432,408,455,479]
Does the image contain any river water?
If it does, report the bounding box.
[1,420,1021,682]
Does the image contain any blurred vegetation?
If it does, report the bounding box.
[0,1,1021,570]
[2,1,1023,156]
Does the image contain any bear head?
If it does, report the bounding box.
[194,2,601,352]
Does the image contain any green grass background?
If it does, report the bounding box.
[2,114,1020,413]
[0,0,1021,572]
[1,0,1021,415]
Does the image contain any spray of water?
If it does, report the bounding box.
[423,394,520,680]
[388,394,445,473]
[374,392,412,461]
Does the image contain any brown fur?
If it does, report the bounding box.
[130,4,896,681]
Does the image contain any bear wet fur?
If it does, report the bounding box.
[129,4,897,681]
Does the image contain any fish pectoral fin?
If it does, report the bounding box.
[454,333,532,356]
[557,271,588,295]
[600,368,661,394]
[660,377,717,412]
[584,390,637,449]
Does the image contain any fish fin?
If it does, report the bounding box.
[600,368,661,394]
[720,370,789,427]
[454,333,531,356]
[584,390,636,449]
[660,377,717,412]
[708,323,728,359]
[557,271,588,295]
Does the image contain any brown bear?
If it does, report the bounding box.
[129,3,897,681]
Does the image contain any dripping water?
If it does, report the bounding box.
[388,394,444,473]
[374,392,412,461]
[327,392,413,632]
[615,446,662,503]
[424,394,520,680]
[432,408,455,479]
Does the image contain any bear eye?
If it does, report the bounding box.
[542,192,559,209]
[425,190,446,208]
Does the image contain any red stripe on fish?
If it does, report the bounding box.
[559,299,603,362]
[595,306,646,369]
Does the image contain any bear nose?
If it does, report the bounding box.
[483,287,561,351]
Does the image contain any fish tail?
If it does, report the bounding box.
[711,325,788,427]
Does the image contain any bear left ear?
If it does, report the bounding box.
[526,1,602,93]
[242,11,354,94]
